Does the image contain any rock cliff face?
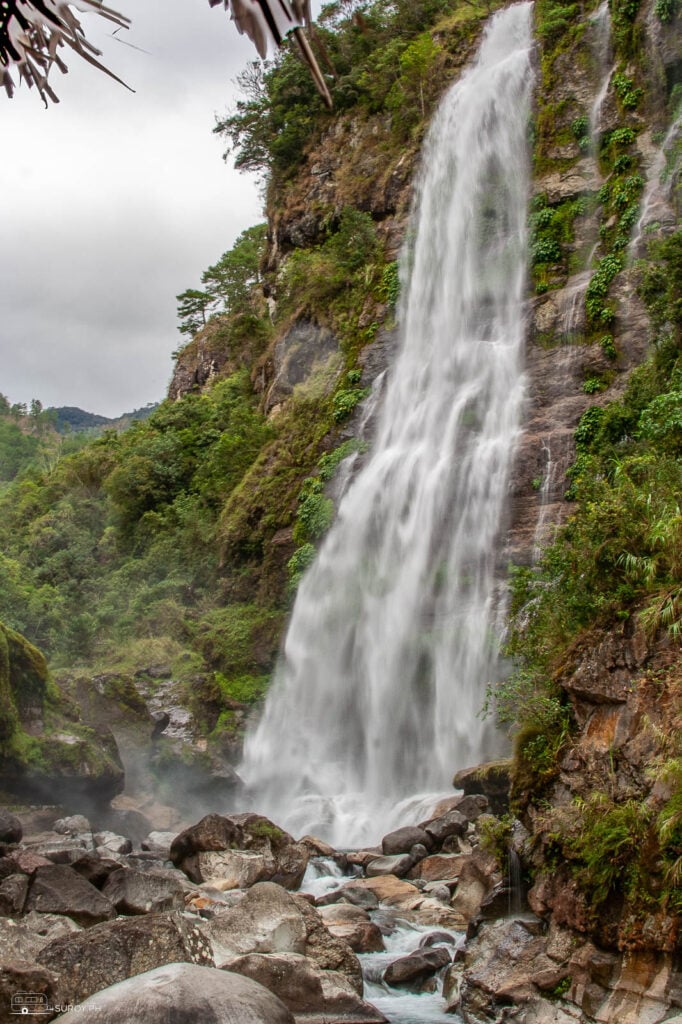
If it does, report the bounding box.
[164,1,682,1017]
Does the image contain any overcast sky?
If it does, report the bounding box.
[1,0,264,417]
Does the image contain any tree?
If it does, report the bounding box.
[201,224,267,314]
[175,289,216,337]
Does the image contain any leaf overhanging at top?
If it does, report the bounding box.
[0,0,131,104]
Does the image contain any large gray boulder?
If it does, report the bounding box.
[206,882,362,993]
[383,946,451,990]
[317,903,384,953]
[36,911,213,1004]
[381,826,432,855]
[223,953,387,1023]
[25,864,116,926]
[101,868,184,915]
[57,963,295,1024]
[0,810,22,845]
[170,814,308,890]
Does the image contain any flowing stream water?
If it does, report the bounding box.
[240,2,535,850]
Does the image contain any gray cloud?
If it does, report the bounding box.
[0,0,264,416]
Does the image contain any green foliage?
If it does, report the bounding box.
[216,0,485,179]
[582,375,607,394]
[294,478,334,544]
[201,224,267,315]
[214,671,269,705]
[564,796,650,907]
[381,261,401,307]
[612,72,643,111]
[193,604,280,676]
[654,0,679,21]
[176,289,213,337]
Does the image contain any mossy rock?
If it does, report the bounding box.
[0,620,124,806]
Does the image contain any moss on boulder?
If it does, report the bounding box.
[0,620,124,806]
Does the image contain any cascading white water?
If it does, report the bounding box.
[589,1,613,149]
[240,2,535,848]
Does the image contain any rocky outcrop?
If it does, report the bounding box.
[170,813,309,890]
[0,623,124,807]
[446,916,682,1024]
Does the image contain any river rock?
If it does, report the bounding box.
[53,815,92,836]
[0,874,28,915]
[170,814,308,890]
[101,868,185,915]
[365,853,414,878]
[0,810,22,845]
[317,903,385,952]
[56,963,295,1024]
[205,882,363,993]
[222,952,387,1022]
[36,911,213,1004]
[383,946,452,990]
[344,875,422,909]
[141,831,178,857]
[0,961,62,1024]
[423,809,469,845]
[70,853,121,889]
[25,864,116,926]
[94,831,132,856]
[408,853,463,882]
[317,885,379,909]
[381,826,432,855]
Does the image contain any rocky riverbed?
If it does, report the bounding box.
[0,770,679,1024]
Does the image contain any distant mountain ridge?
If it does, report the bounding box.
[48,403,158,434]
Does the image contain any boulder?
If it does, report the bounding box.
[0,874,28,916]
[70,853,121,890]
[343,875,422,909]
[365,854,414,878]
[381,826,432,856]
[141,831,178,857]
[36,912,214,1005]
[423,809,469,845]
[453,760,512,816]
[10,849,51,874]
[0,919,50,962]
[383,946,452,990]
[0,961,62,1024]
[0,810,22,845]
[94,831,132,856]
[205,882,363,994]
[57,963,295,1024]
[26,864,116,926]
[101,868,185,915]
[170,814,308,890]
[316,885,380,909]
[408,853,463,882]
[222,953,387,1022]
[453,794,488,821]
[317,903,385,953]
[53,815,92,836]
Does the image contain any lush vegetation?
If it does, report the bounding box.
[215,0,496,183]
[493,230,682,929]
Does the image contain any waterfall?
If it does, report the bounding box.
[240,2,535,848]
[589,1,613,150]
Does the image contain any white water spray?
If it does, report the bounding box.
[240,3,535,847]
